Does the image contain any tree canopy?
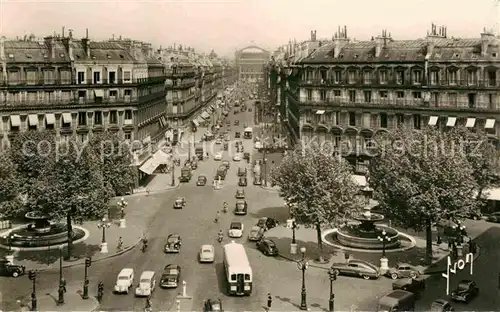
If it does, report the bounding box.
[270,144,362,260]
[0,153,22,218]
[369,126,479,262]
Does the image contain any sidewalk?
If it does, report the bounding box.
[16,285,99,312]
[3,194,164,271]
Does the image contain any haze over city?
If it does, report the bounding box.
[0,0,496,56]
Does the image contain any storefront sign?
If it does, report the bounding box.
[441,252,473,295]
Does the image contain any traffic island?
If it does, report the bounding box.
[17,285,99,312]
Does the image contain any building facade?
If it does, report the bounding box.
[236,45,270,82]
[270,26,500,173]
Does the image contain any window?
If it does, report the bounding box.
[467,93,476,108]
[412,92,422,99]
[380,113,388,128]
[93,72,101,84]
[94,111,103,125]
[107,91,117,99]
[363,113,371,128]
[124,89,132,97]
[364,91,372,103]
[379,91,388,99]
[363,71,371,84]
[78,112,87,126]
[44,91,54,103]
[349,112,356,126]
[78,133,87,143]
[379,70,387,84]
[348,90,356,102]
[124,110,132,120]
[396,114,404,126]
[123,71,131,82]
[77,71,85,84]
[466,69,476,85]
[488,71,497,86]
[412,70,422,84]
[396,91,404,99]
[109,72,116,84]
[230,274,236,281]
[333,90,341,97]
[26,70,37,85]
[43,70,54,84]
[334,71,341,83]
[489,94,496,110]
[306,90,312,101]
[320,90,327,101]
[432,92,439,106]
[448,93,457,107]
[320,69,327,82]
[448,69,457,85]
[8,70,20,85]
[28,91,37,103]
[109,110,118,124]
[430,71,439,85]
[124,133,132,140]
[244,274,251,281]
[396,70,404,84]
[348,71,356,84]
[413,114,421,129]
[60,70,71,84]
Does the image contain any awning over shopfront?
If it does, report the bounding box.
[94,89,104,97]
[428,116,438,126]
[45,113,55,125]
[316,110,325,115]
[465,118,476,128]
[201,111,210,119]
[446,117,457,127]
[62,113,72,124]
[138,150,171,175]
[485,119,496,129]
[10,115,21,127]
[192,119,200,127]
[28,114,39,127]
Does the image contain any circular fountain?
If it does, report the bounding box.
[0,212,85,248]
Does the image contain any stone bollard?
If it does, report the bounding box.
[290,243,297,255]
[100,242,108,253]
[119,219,126,228]
[380,257,389,275]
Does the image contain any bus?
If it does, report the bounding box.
[243,127,253,139]
[223,241,252,296]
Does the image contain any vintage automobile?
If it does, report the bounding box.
[233,153,242,161]
[235,132,241,138]
[164,234,182,253]
[197,175,207,186]
[173,197,186,209]
[235,188,245,199]
[387,263,420,280]
[223,142,229,151]
[248,226,265,241]
[160,264,181,288]
[0,259,25,277]
[392,277,426,297]
[203,298,223,312]
[430,299,454,312]
[256,239,279,256]
[237,167,247,177]
[199,244,215,263]
[215,139,222,145]
[114,268,134,294]
[214,152,223,161]
[228,222,244,238]
[238,177,248,187]
[256,217,278,230]
[234,200,248,215]
[135,271,156,297]
[243,152,250,160]
[330,259,380,280]
[222,160,230,169]
[486,211,500,223]
[234,120,239,126]
[450,280,479,303]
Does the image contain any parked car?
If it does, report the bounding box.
[0,259,25,277]
[248,226,265,241]
[233,154,242,161]
[431,299,454,312]
[256,239,279,256]
[214,152,223,161]
[239,177,248,186]
[197,175,207,186]
[204,298,223,312]
[256,217,278,230]
[486,211,500,223]
[450,280,479,303]
[164,234,182,253]
[222,160,230,169]
[330,259,380,280]
[198,244,215,263]
[160,264,181,288]
[173,197,186,209]
[234,120,239,126]
[135,271,156,297]
[228,222,244,238]
[235,188,245,199]
[387,263,420,280]
[114,268,134,294]
[237,167,247,177]
[235,132,241,138]
[392,277,426,297]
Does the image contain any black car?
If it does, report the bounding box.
[450,280,479,303]
[256,239,279,256]
[392,277,426,298]
[204,298,223,312]
[160,264,181,288]
[256,217,278,230]
[234,120,239,126]
[431,299,454,312]
[235,132,241,138]
[243,152,250,160]
[238,177,247,187]
[0,259,25,277]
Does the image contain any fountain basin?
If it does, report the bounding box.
[336,225,400,250]
[4,223,85,248]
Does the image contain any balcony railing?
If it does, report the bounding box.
[297,78,500,89]
[1,76,167,87]
[171,81,196,89]
[165,70,196,79]
[0,95,139,108]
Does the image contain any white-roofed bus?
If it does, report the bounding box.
[222,241,252,296]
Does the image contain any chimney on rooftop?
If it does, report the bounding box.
[310,30,317,42]
[81,28,91,57]
[0,36,5,60]
[333,25,350,58]
[481,28,495,56]
[62,26,65,38]
[44,36,56,59]
[62,32,74,61]
[375,29,391,58]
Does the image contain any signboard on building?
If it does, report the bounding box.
[441,252,474,295]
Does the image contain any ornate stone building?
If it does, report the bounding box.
[270,26,500,172]
[235,45,270,82]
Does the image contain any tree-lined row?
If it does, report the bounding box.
[270,126,499,262]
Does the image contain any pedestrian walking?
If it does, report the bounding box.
[267,293,272,311]
[61,278,67,293]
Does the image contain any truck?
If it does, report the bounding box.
[377,290,415,312]
[180,167,192,183]
[194,143,204,160]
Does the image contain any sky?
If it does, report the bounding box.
[0,0,497,57]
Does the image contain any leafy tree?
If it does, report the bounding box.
[29,138,109,259]
[369,126,478,263]
[0,153,23,218]
[270,144,362,261]
[88,132,137,197]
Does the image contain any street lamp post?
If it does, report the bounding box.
[262,145,268,187]
[327,268,338,312]
[117,197,127,228]
[28,270,37,311]
[451,221,466,257]
[377,230,391,274]
[58,245,65,305]
[171,148,176,187]
[297,246,309,310]
[97,217,111,253]
[83,257,91,299]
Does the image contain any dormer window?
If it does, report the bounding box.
[354,54,359,59]
[26,54,32,58]
[8,53,14,58]
[43,54,48,58]
[119,55,124,59]
[92,56,97,60]
[338,54,344,59]
[454,53,460,58]
[107,54,111,59]
[493,52,498,58]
